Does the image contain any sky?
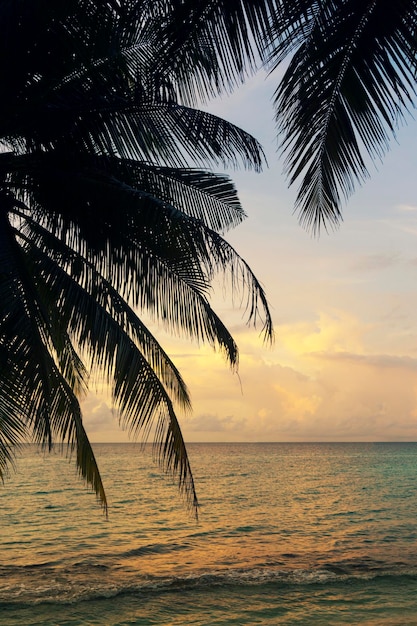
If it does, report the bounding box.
[82,69,417,443]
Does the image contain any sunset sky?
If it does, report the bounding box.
[82,70,417,443]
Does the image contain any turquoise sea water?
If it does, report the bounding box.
[1,442,417,625]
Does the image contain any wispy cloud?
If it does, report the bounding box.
[186,413,246,433]
[310,351,417,371]
[350,252,400,271]
[396,204,417,213]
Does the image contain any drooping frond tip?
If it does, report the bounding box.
[153,409,200,519]
[272,0,417,232]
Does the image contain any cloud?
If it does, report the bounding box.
[81,396,115,431]
[310,351,417,371]
[78,304,417,444]
[396,204,417,213]
[350,252,400,271]
[186,413,247,433]
[276,310,370,359]
[178,312,417,442]
[81,393,131,442]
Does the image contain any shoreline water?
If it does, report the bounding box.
[1,442,417,624]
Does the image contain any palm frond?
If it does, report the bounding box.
[103,160,247,232]
[270,0,417,232]
[0,212,108,510]
[151,0,279,105]
[10,222,199,513]
[8,153,272,348]
[0,374,28,481]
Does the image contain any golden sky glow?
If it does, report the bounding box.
[82,72,417,443]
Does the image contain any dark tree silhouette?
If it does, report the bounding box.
[0,1,273,515]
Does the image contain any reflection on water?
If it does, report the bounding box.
[1,442,417,624]
[2,443,417,572]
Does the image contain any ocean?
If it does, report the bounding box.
[1,442,417,625]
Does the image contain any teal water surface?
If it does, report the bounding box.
[1,442,417,624]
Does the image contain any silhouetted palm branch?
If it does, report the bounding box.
[268,0,417,232]
[0,1,273,516]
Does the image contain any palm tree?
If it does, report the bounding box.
[7,0,408,515]
[0,1,273,516]
[162,0,417,233]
